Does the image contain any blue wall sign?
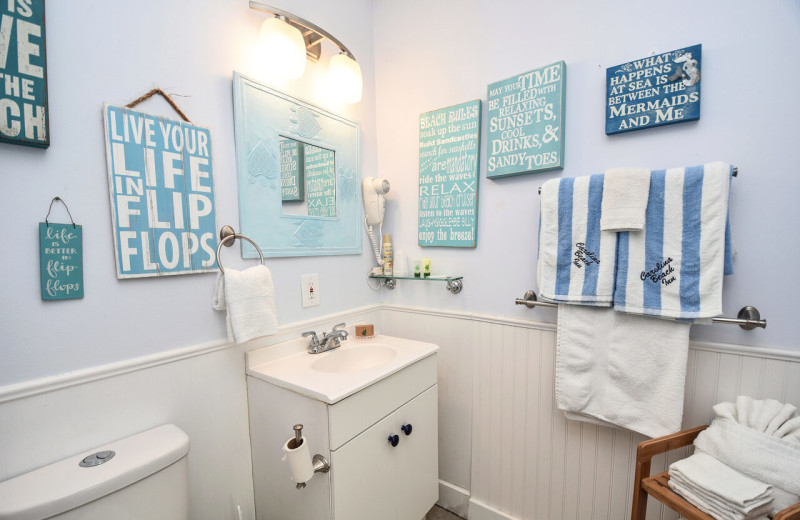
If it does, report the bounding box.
[280,138,304,201]
[103,104,218,278]
[39,223,83,300]
[606,44,702,134]
[0,0,49,147]
[418,100,481,247]
[304,144,336,217]
[486,61,566,178]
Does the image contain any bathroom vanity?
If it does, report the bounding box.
[246,335,439,520]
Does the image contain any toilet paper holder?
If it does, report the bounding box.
[287,424,330,490]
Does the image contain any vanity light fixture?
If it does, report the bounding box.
[250,1,363,103]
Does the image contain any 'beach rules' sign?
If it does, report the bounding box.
[606,44,702,134]
[103,104,218,278]
[39,223,83,300]
[418,100,481,247]
[486,61,566,179]
[0,0,49,147]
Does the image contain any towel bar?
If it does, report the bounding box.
[536,167,738,194]
[514,290,767,330]
[216,225,265,273]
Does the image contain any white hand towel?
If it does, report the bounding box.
[212,265,278,344]
[613,162,734,319]
[555,304,690,438]
[668,477,773,520]
[537,175,617,305]
[600,167,651,231]
[669,452,772,510]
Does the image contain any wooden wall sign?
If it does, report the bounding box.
[606,44,702,134]
[39,222,83,300]
[0,0,49,147]
[103,104,218,278]
[418,100,481,247]
[280,138,304,201]
[486,61,566,178]
[304,144,336,217]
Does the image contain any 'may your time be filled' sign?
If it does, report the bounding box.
[103,105,218,278]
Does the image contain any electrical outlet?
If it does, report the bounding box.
[301,273,320,308]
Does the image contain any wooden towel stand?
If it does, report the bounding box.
[631,425,800,520]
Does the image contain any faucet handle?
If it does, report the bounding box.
[302,331,320,347]
[331,322,346,332]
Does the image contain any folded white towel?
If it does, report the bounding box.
[555,304,690,438]
[694,417,800,496]
[614,162,734,319]
[212,265,278,343]
[713,395,800,439]
[600,167,651,231]
[669,452,772,511]
[668,477,773,520]
[537,175,617,305]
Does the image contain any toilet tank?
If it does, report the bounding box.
[0,424,190,520]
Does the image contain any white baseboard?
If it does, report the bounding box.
[437,479,470,518]
[467,498,518,520]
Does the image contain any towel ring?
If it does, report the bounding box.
[216,225,265,273]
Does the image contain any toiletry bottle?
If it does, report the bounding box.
[413,259,421,278]
[382,235,393,275]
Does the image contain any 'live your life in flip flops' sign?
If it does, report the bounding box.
[606,44,702,134]
[103,104,219,278]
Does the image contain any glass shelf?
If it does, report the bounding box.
[368,274,463,294]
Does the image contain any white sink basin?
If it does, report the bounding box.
[311,345,397,373]
[246,335,438,404]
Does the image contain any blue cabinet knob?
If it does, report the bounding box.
[401,424,413,436]
[387,434,400,447]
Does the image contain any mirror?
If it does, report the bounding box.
[280,137,337,218]
[232,72,361,257]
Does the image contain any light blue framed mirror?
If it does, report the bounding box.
[232,72,361,257]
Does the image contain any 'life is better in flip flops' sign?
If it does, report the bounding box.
[606,44,702,134]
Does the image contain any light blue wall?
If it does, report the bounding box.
[372,0,800,351]
[0,0,379,386]
[2,0,798,388]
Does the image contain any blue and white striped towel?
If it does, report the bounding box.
[537,175,617,305]
[614,162,733,319]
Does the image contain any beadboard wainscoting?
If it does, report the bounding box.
[0,303,796,520]
[0,305,383,520]
[381,305,800,520]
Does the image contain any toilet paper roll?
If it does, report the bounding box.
[282,436,314,484]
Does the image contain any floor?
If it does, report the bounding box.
[426,505,462,520]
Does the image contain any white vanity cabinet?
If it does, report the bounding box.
[332,385,438,520]
[246,336,439,520]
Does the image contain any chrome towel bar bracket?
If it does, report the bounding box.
[514,290,767,330]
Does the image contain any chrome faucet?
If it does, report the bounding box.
[302,323,349,354]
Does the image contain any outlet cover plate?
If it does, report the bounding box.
[301,273,320,308]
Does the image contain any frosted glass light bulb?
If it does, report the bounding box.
[259,17,306,79]
[329,53,363,103]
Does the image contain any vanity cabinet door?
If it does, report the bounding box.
[330,384,439,520]
[395,385,439,520]
[331,409,398,520]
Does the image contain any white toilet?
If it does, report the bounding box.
[0,424,190,520]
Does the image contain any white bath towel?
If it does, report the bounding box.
[600,167,651,231]
[668,452,773,520]
[694,416,800,496]
[713,395,800,441]
[613,162,734,319]
[537,175,617,305]
[212,265,278,343]
[555,304,690,438]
